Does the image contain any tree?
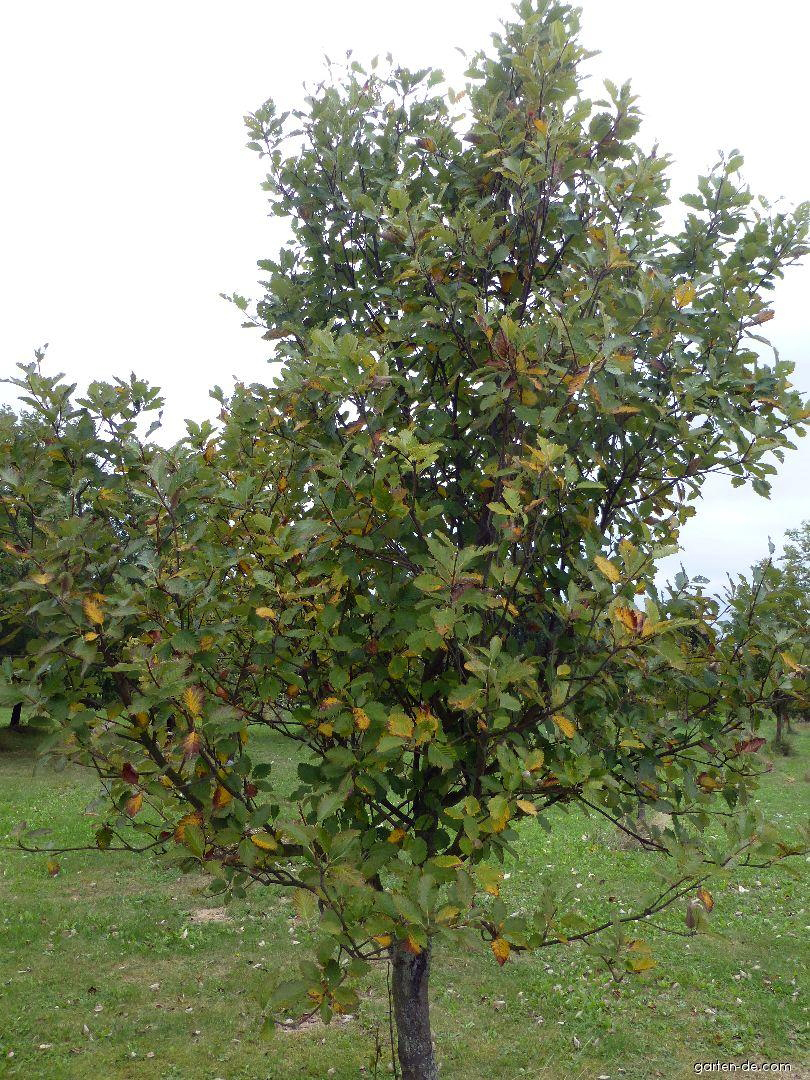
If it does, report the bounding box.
[726,526,809,749]
[3,4,810,1077]
[780,521,810,729]
[0,401,59,732]
[781,521,810,598]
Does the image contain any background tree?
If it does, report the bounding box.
[780,521,810,729]
[725,526,809,750]
[0,400,60,731]
[4,4,810,1078]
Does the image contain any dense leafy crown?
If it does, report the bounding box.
[2,0,808,1022]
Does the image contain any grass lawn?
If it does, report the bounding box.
[0,709,807,1079]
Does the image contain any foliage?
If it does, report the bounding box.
[1,2,809,1074]
[725,525,809,734]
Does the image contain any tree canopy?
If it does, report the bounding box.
[2,4,808,1077]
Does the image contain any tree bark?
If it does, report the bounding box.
[391,943,438,1080]
[9,702,23,731]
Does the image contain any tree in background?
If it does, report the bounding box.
[0,400,57,731]
[3,3,810,1077]
[780,522,810,731]
[726,524,809,751]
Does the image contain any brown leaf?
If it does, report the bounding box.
[565,367,590,395]
[734,736,766,755]
[121,763,139,785]
[182,732,202,762]
[212,785,233,810]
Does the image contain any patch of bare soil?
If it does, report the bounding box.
[188,907,230,924]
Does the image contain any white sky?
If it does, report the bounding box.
[1,1,807,591]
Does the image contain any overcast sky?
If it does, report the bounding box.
[1,1,807,591]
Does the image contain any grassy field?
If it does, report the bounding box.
[0,710,807,1079]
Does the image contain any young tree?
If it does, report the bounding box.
[4,4,810,1077]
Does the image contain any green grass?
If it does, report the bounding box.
[0,711,807,1079]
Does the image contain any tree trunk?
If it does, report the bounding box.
[9,702,23,731]
[391,943,438,1080]
[775,706,784,744]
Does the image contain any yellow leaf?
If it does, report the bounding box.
[46,858,61,877]
[250,832,279,852]
[697,772,721,792]
[553,713,577,738]
[255,606,276,619]
[203,440,217,463]
[200,635,215,649]
[491,937,510,966]
[84,632,98,642]
[373,933,392,947]
[488,799,511,833]
[387,712,414,739]
[183,686,204,717]
[316,722,334,737]
[387,828,406,845]
[516,799,538,816]
[533,116,548,135]
[403,934,423,955]
[594,555,620,583]
[614,605,645,634]
[697,886,714,912]
[277,476,288,493]
[674,280,696,307]
[352,707,370,732]
[626,939,656,972]
[31,572,53,585]
[125,792,143,817]
[780,651,804,673]
[82,595,105,625]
